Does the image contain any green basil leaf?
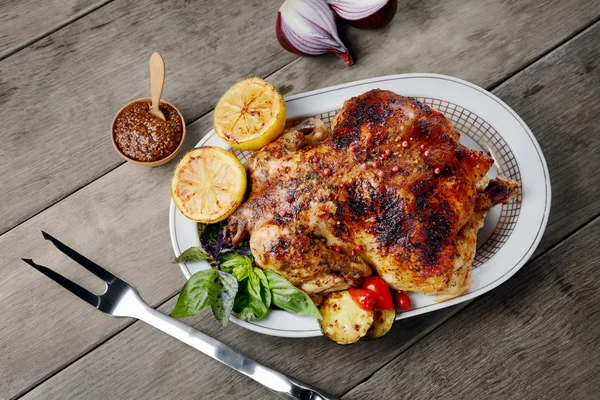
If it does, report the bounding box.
[265,270,322,320]
[254,267,268,287]
[234,295,268,321]
[233,278,269,321]
[221,253,253,280]
[232,265,250,281]
[247,271,262,300]
[233,284,250,314]
[209,269,238,326]
[219,265,233,274]
[170,269,216,318]
[174,247,211,264]
[254,268,271,308]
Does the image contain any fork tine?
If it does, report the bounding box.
[41,231,116,283]
[22,258,101,307]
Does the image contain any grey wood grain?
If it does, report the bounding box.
[1,0,599,238]
[268,0,600,97]
[0,163,186,399]
[11,19,600,399]
[268,2,600,258]
[0,0,296,236]
[343,218,600,400]
[0,0,110,59]
[344,22,600,399]
[0,111,466,400]
[492,26,600,255]
[19,294,465,400]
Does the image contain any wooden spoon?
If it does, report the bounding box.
[149,52,166,121]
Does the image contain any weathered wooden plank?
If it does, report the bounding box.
[1,0,599,238]
[269,0,600,257]
[343,217,600,400]
[0,163,185,399]
[19,296,465,399]
[344,22,600,399]
[11,17,600,400]
[0,0,110,60]
[0,114,461,400]
[492,27,600,254]
[0,0,295,236]
[269,0,600,96]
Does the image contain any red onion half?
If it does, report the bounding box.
[277,0,354,66]
[328,0,398,29]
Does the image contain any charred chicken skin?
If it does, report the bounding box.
[225,90,518,303]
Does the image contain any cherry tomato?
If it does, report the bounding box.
[394,291,411,312]
[349,288,377,311]
[362,276,395,311]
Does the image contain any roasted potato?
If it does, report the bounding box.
[319,291,374,344]
[366,308,395,339]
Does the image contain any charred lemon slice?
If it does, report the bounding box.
[213,77,286,150]
[171,146,246,223]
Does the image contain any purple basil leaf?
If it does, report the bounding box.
[209,269,239,326]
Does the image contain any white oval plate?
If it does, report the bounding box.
[169,74,551,338]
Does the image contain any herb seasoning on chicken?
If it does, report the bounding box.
[225,90,517,303]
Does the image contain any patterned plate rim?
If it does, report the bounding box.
[169,73,551,337]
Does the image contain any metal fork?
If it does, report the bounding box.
[23,231,338,400]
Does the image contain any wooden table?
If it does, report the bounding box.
[1,1,599,398]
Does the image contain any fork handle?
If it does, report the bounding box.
[136,304,338,400]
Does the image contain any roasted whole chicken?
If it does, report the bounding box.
[225,90,518,303]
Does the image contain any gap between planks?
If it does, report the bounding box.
[339,212,600,399]
[3,15,598,242]
[486,14,600,92]
[0,55,299,239]
[0,0,116,61]
[9,14,600,400]
[0,0,353,238]
[14,211,600,400]
[1,9,599,240]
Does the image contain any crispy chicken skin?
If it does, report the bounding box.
[225,90,518,302]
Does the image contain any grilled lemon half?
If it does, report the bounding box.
[171,146,246,223]
[213,77,286,150]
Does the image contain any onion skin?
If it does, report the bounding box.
[276,0,354,66]
[276,13,302,56]
[330,0,398,30]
